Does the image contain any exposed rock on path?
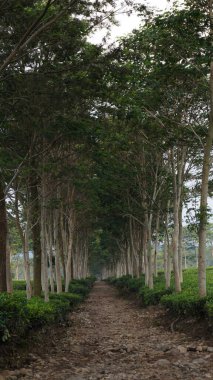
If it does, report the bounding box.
[1,282,213,379]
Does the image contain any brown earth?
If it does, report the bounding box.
[0,282,213,380]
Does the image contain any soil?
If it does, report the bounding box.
[0,282,213,380]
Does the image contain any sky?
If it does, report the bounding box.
[90,0,174,44]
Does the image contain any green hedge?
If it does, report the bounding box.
[0,277,96,343]
[13,276,96,293]
[161,292,208,316]
[206,300,213,317]
[68,277,96,297]
[108,268,213,319]
[0,292,82,342]
[141,287,173,306]
[0,292,29,342]
[13,281,30,291]
[107,275,143,295]
[161,268,213,317]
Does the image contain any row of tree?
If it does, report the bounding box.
[0,0,126,299]
[0,0,212,300]
[89,0,213,297]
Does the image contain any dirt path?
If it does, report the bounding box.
[1,282,213,380]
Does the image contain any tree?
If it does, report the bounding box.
[198,0,213,297]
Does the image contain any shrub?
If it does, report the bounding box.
[205,300,213,318]
[107,275,142,295]
[141,287,173,306]
[161,292,208,316]
[68,277,95,297]
[27,298,56,326]
[108,268,213,319]
[49,292,82,306]
[68,283,89,297]
[0,292,28,342]
[0,276,95,343]
[13,281,28,291]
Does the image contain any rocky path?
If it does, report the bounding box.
[1,282,213,380]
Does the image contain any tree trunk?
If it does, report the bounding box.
[154,211,159,277]
[30,177,42,297]
[14,190,31,298]
[24,229,32,299]
[65,217,74,292]
[0,181,7,292]
[198,5,213,295]
[170,147,187,293]
[6,238,13,293]
[54,209,62,293]
[173,203,181,292]
[167,241,172,289]
[178,203,183,283]
[198,2,213,297]
[147,219,153,289]
[16,262,19,280]
[47,222,55,293]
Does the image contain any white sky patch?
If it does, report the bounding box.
[90,0,174,44]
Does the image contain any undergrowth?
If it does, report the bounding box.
[0,277,95,343]
[107,268,213,319]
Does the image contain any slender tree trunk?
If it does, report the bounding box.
[184,250,187,269]
[41,176,49,302]
[6,238,13,293]
[170,147,187,292]
[154,211,159,277]
[164,201,170,287]
[24,228,32,299]
[65,217,74,292]
[198,4,213,296]
[147,218,153,289]
[30,176,42,297]
[139,227,144,275]
[54,209,62,293]
[0,181,7,292]
[164,233,172,289]
[178,203,183,283]
[173,202,181,292]
[65,186,75,290]
[16,263,19,280]
[167,241,172,289]
[14,190,32,298]
[24,202,32,299]
[195,247,198,268]
[47,222,54,293]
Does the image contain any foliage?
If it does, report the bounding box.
[108,267,213,318]
[205,301,213,318]
[68,277,95,297]
[0,292,28,342]
[111,276,143,294]
[141,287,173,307]
[161,267,213,316]
[0,277,95,343]
[13,280,29,291]
[161,292,208,316]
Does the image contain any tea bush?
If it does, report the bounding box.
[108,268,213,319]
[161,268,213,317]
[70,277,96,295]
[0,277,95,343]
